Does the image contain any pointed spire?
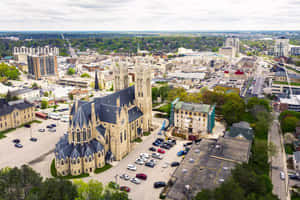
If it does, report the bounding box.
[95,70,99,91]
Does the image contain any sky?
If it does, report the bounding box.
[0,0,299,31]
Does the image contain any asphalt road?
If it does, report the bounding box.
[269,118,289,200]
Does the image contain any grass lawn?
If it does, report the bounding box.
[285,144,294,155]
[143,131,151,136]
[273,81,300,86]
[133,138,143,143]
[94,164,112,174]
[51,159,89,179]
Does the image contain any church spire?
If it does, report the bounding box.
[95,70,99,91]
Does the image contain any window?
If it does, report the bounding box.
[124,130,126,141]
[83,129,86,141]
[120,132,122,143]
[98,153,101,158]
[89,157,92,162]
[88,128,91,139]
[77,131,81,142]
[85,158,87,162]
[61,160,64,165]
[77,159,80,164]
[72,132,75,142]
[106,136,108,144]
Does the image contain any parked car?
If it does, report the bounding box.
[184,142,193,147]
[30,137,38,142]
[12,139,20,143]
[127,164,137,171]
[171,162,180,167]
[157,149,165,154]
[280,171,285,180]
[140,153,150,159]
[120,174,130,180]
[120,186,130,192]
[24,124,31,128]
[14,143,23,148]
[152,153,163,160]
[51,124,57,127]
[160,144,170,150]
[149,147,156,152]
[177,150,187,156]
[136,173,147,180]
[135,158,144,165]
[46,125,53,129]
[153,142,160,146]
[49,128,56,132]
[130,178,141,184]
[162,162,168,168]
[154,181,166,188]
[145,161,155,168]
[38,128,45,132]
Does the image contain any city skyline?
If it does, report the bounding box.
[0,0,299,31]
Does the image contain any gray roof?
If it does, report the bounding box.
[128,106,143,122]
[70,85,139,127]
[55,134,104,160]
[275,71,300,79]
[0,99,34,117]
[10,88,37,96]
[294,151,300,162]
[175,101,212,113]
[96,125,106,138]
[227,121,254,141]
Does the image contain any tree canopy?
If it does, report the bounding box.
[0,63,20,82]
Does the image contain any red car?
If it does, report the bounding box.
[157,148,165,154]
[120,186,130,192]
[136,173,147,180]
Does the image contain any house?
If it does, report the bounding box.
[225,121,254,141]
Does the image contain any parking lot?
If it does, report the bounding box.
[84,126,186,200]
[0,118,67,176]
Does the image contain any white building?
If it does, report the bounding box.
[10,88,40,101]
[293,151,300,170]
[274,37,290,57]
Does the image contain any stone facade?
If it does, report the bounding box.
[0,99,35,132]
[54,63,152,176]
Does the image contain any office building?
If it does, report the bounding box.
[224,37,240,57]
[27,55,58,80]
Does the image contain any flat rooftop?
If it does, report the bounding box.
[166,138,251,200]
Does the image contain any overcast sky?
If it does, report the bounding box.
[0,0,299,31]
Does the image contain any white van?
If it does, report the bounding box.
[280,171,285,180]
[49,112,61,120]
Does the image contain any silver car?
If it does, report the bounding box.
[130,178,141,184]
[120,174,130,180]
[127,164,137,171]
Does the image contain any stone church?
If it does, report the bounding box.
[54,62,152,176]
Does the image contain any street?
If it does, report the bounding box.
[269,117,289,200]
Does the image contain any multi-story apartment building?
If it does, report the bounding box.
[291,46,300,56]
[13,46,59,64]
[224,37,240,57]
[27,55,58,80]
[173,101,215,136]
[0,99,35,132]
[274,37,290,57]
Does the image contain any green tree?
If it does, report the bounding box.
[221,94,245,125]
[41,100,48,109]
[31,82,39,88]
[152,87,159,102]
[281,116,298,133]
[43,91,49,97]
[74,180,103,200]
[80,73,91,78]
[67,68,76,75]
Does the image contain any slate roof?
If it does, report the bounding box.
[71,85,140,127]
[175,101,212,113]
[55,134,104,160]
[96,125,106,137]
[128,106,143,122]
[0,99,34,117]
[226,121,254,141]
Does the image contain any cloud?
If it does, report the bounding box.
[0,0,299,30]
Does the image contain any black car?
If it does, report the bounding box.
[183,142,193,147]
[46,125,53,129]
[30,137,38,142]
[145,162,155,168]
[160,144,170,150]
[149,147,156,152]
[153,142,160,146]
[24,124,31,128]
[13,139,20,143]
[51,124,57,127]
[171,162,180,167]
[154,181,166,188]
